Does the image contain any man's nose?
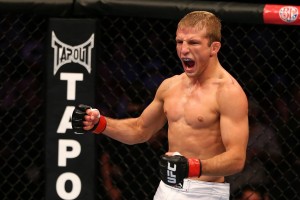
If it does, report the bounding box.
[180,42,189,54]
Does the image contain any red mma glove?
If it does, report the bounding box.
[72,104,107,134]
[159,153,201,186]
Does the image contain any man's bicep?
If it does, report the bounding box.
[139,97,167,133]
[220,113,248,152]
[138,80,168,136]
[219,87,249,152]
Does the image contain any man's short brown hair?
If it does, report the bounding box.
[178,11,221,46]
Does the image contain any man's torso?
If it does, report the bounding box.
[162,72,237,182]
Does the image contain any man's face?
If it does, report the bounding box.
[176,27,213,77]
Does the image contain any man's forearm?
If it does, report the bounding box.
[103,117,150,145]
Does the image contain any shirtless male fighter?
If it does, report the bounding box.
[72,11,249,200]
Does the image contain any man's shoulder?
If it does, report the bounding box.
[215,71,247,100]
[217,76,248,110]
[160,74,182,87]
[217,71,243,91]
[156,74,182,97]
[166,74,183,81]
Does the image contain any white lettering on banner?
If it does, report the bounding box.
[167,162,176,184]
[56,172,81,200]
[51,29,95,199]
[60,73,84,100]
[57,106,75,134]
[58,139,81,167]
[51,31,94,75]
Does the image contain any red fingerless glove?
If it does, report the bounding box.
[91,115,107,134]
[188,158,202,177]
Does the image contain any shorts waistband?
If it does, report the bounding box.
[162,179,230,194]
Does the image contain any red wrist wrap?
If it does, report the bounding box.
[188,158,201,177]
[92,115,107,134]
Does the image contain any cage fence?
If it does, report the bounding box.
[0,12,299,200]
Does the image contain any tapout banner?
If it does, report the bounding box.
[45,19,97,200]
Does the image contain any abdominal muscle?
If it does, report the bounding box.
[167,123,226,183]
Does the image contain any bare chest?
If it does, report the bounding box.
[164,87,219,128]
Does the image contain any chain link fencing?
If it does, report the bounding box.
[0,13,299,200]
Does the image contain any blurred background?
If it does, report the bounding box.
[0,0,299,199]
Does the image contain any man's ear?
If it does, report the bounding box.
[210,41,221,56]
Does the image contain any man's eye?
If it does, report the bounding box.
[190,41,199,45]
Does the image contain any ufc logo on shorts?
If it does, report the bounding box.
[167,162,176,184]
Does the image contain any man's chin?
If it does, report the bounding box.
[184,70,196,77]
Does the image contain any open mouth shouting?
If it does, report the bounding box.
[182,58,195,72]
[182,58,195,67]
